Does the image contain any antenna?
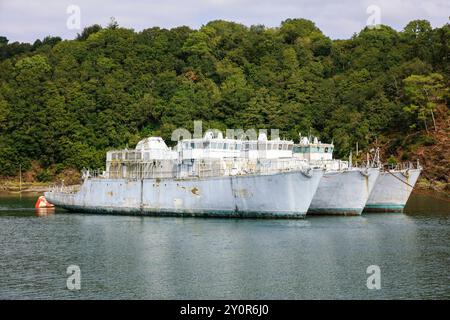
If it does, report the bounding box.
[374,147,381,168]
[349,150,353,168]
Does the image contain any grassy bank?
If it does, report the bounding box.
[0,180,52,193]
[1,174,447,196]
[416,177,449,194]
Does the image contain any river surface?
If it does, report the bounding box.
[0,192,449,299]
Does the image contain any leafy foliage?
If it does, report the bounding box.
[0,19,448,177]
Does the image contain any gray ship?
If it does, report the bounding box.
[46,136,323,218]
[365,163,422,212]
[293,136,380,215]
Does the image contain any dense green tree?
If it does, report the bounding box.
[402,73,446,132]
[0,95,9,135]
[0,19,448,179]
[77,24,103,41]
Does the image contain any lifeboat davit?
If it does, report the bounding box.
[35,196,55,209]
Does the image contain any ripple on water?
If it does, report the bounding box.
[0,193,449,299]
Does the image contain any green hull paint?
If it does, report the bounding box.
[59,204,307,219]
[363,204,405,213]
[307,208,362,216]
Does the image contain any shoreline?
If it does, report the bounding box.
[0,178,447,196]
[415,177,449,195]
[1,188,447,200]
[0,181,79,194]
[0,185,50,194]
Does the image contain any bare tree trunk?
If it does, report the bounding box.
[424,119,429,134]
[392,76,398,94]
[430,110,437,131]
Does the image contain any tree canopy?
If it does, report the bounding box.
[0,19,448,180]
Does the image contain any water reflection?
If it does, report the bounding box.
[404,191,450,216]
[35,207,55,217]
[0,192,448,299]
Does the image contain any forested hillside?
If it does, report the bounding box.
[0,19,448,189]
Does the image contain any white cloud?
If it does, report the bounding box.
[0,0,448,42]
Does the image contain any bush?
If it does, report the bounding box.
[0,146,19,176]
[401,152,409,161]
[422,135,435,146]
[387,155,397,165]
[36,169,52,182]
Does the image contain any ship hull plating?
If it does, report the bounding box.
[307,168,380,216]
[45,170,323,219]
[364,169,421,212]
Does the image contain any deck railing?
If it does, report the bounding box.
[81,158,310,181]
[381,161,422,171]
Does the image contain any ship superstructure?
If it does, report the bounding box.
[293,135,348,170]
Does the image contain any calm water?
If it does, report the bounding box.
[0,192,449,299]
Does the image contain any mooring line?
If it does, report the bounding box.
[386,170,450,203]
[386,170,415,188]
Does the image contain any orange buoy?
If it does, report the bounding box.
[35,196,55,209]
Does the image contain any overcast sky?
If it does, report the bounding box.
[0,0,448,43]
